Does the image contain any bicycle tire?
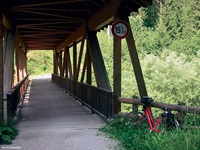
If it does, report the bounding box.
[155,117,179,133]
[123,112,147,128]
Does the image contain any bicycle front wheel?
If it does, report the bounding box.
[123,112,147,129]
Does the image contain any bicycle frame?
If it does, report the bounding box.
[137,106,162,133]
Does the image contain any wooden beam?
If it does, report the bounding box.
[125,18,147,97]
[113,34,122,114]
[3,30,15,99]
[53,50,58,75]
[14,0,89,8]
[61,50,66,77]
[86,31,111,90]
[73,42,77,80]
[66,47,73,79]
[118,97,200,114]
[86,43,91,85]
[75,35,85,81]
[15,9,80,20]
[88,0,122,31]
[15,30,25,50]
[15,42,20,82]
[0,6,3,120]
[3,15,23,49]
[18,46,23,81]
[80,52,87,83]
[3,14,12,30]
[59,51,63,75]
[56,25,85,51]
[17,21,82,28]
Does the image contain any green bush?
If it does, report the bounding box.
[27,50,53,76]
[141,51,200,106]
[0,120,18,144]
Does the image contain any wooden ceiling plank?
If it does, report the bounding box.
[16,18,70,21]
[16,8,96,12]
[13,0,90,8]
[19,31,71,34]
[17,21,83,28]
[18,27,69,32]
[16,9,81,19]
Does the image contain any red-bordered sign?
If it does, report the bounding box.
[112,20,130,39]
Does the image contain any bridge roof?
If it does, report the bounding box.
[4,0,152,50]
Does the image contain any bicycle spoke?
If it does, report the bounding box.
[123,112,148,129]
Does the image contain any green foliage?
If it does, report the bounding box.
[100,118,200,150]
[128,0,200,56]
[27,50,53,76]
[0,120,19,144]
[97,0,200,112]
[120,51,199,111]
[160,0,200,55]
[142,51,200,106]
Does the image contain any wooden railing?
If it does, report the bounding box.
[52,74,113,119]
[6,74,29,119]
[118,97,200,114]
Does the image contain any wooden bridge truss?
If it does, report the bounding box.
[0,0,152,120]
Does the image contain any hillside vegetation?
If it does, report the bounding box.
[27,50,53,76]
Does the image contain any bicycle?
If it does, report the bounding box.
[123,96,179,133]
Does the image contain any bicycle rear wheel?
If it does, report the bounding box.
[123,112,147,128]
[155,117,180,133]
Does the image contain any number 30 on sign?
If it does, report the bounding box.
[111,21,130,39]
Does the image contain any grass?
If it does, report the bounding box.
[0,120,19,144]
[100,116,200,150]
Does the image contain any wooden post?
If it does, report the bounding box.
[113,32,122,114]
[73,42,77,80]
[80,52,87,83]
[53,49,58,75]
[61,49,67,77]
[18,46,23,81]
[66,47,73,79]
[64,48,69,78]
[3,30,15,120]
[15,42,20,82]
[0,6,3,120]
[86,43,91,85]
[59,51,62,75]
[75,36,85,81]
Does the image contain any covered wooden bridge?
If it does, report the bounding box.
[0,0,152,121]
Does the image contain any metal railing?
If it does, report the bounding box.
[52,74,113,119]
[6,74,29,119]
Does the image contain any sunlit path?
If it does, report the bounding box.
[4,76,117,150]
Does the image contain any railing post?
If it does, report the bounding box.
[6,74,29,119]
[6,93,12,119]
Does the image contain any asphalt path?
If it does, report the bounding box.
[1,76,118,150]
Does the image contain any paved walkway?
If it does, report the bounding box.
[1,76,118,150]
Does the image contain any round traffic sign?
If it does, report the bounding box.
[111,21,130,39]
